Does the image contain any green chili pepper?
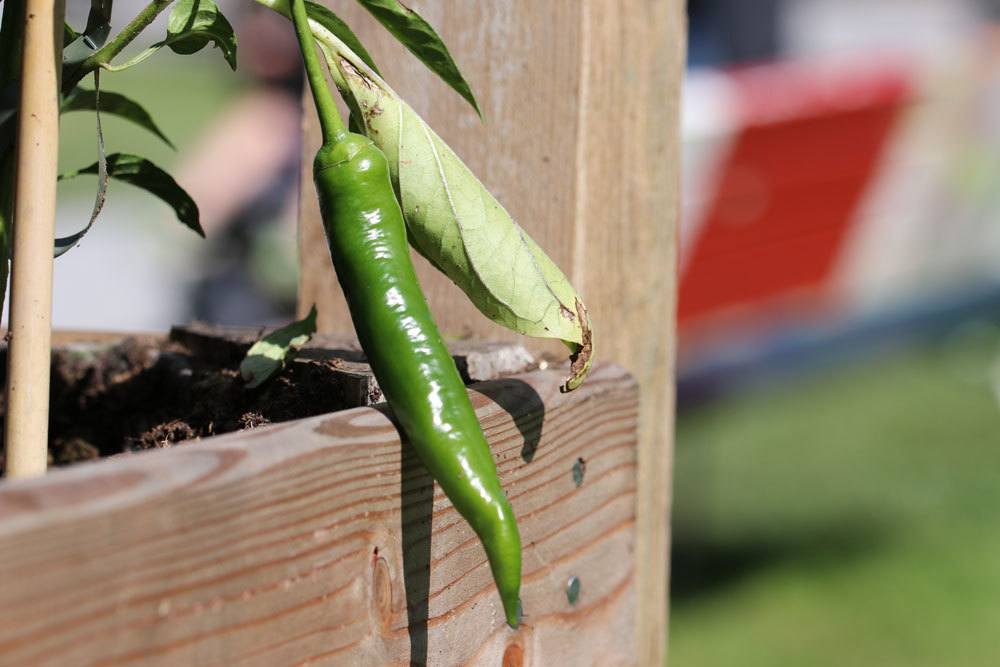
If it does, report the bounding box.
[289,0,522,627]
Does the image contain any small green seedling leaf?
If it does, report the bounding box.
[240,306,318,388]
[353,0,480,116]
[62,87,175,149]
[60,153,204,249]
[167,0,238,70]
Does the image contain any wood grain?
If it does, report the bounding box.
[0,363,638,666]
[297,3,684,663]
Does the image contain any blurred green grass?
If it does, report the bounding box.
[670,333,1000,666]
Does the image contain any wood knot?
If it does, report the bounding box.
[502,643,525,667]
[372,555,393,626]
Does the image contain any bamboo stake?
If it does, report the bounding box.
[4,0,64,478]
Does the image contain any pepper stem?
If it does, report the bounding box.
[289,0,346,144]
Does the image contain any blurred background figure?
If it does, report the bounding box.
[673,1,1000,665]
[177,4,302,326]
[39,0,299,331]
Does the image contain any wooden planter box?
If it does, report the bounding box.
[0,334,639,665]
[0,2,682,663]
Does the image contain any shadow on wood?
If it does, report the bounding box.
[399,433,433,667]
[397,378,547,667]
[474,380,545,464]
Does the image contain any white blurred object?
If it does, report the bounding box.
[783,0,981,61]
[49,193,202,331]
[681,69,739,269]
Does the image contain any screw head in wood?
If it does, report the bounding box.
[566,575,581,605]
[572,457,586,487]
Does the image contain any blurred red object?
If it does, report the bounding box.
[679,60,913,331]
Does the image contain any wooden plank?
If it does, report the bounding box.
[0,363,638,666]
[49,331,161,347]
[579,6,685,665]
[297,3,684,662]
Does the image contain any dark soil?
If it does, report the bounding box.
[0,334,380,471]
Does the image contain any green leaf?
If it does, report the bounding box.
[84,0,113,46]
[61,153,204,239]
[166,0,237,70]
[353,0,480,117]
[64,22,80,45]
[0,152,14,318]
[0,82,14,131]
[62,87,175,149]
[63,1,111,69]
[62,30,99,72]
[329,56,593,391]
[55,70,110,258]
[240,306,318,388]
[62,3,110,85]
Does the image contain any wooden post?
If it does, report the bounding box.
[4,0,64,478]
[298,2,685,663]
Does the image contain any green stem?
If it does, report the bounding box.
[254,0,397,96]
[64,0,173,94]
[98,43,163,72]
[289,0,345,144]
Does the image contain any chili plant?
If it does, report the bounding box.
[1,0,594,628]
[2,0,226,276]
